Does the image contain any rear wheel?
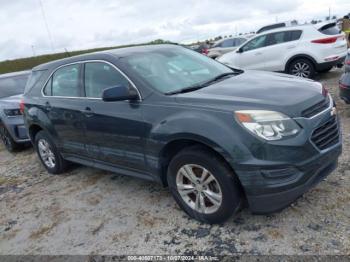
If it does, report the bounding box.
[0,124,20,152]
[34,131,68,174]
[288,58,315,79]
[167,146,242,224]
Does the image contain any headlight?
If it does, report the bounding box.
[235,110,301,141]
[4,109,22,117]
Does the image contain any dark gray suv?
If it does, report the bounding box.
[0,71,31,151]
[23,45,342,224]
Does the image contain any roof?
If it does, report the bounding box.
[32,44,180,71]
[0,70,31,79]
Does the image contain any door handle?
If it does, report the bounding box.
[287,45,296,49]
[255,52,262,55]
[82,107,94,117]
[44,101,52,111]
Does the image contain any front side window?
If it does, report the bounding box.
[242,35,268,52]
[84,62,130,98]
[123,47,232,94]
[51,64,81,97]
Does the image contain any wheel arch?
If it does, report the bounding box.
[28,123,44,142]
[285,54,317,72]
[158,135,241,188]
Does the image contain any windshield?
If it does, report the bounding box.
[123,47,233,94]
[0,74,29,98]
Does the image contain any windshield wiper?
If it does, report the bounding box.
[165,72,237,95]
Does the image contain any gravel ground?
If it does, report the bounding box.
[0,69,349,256]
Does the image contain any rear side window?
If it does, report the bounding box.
[24,70,46,94]
[51,64,81,97]
[318,23,341,35]
[0,74,29,98]
[84,62,130,98]
[266,30,302,46]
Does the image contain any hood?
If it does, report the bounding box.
[175,71,326,117]
[0,94,23,108]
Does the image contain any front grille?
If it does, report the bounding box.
[301,96,330,118]
[311,116,339,150]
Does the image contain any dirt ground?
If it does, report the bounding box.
[0,69,349,256]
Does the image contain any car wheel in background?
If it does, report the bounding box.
[288,58,315,79]
[34,130,68,174]
[0,124,20,152]
[167,146,243,224]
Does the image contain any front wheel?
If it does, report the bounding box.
[167,146,243,224]
[288,58,315,79]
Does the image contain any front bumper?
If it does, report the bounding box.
[233,102,342,214]
[244,143,341,213]
[2,116,30,143]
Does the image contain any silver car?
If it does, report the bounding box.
[0,71,31,152]
[207,37,248,59]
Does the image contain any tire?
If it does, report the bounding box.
[167,146,242,224]
[0,124,20,152]
[318,66,333,73]
[34,130,68,174]
[287,58,315,79]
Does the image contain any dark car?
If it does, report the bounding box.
[23,45,342,224]
[344,49,350,73]
[0,71,31,151]
[339,50,350,103]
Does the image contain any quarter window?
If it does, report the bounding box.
[84,62,130,98]
[51,64,81,97]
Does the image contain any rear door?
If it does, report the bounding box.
[81,61,146,172]
[42,63,88,157]
[262,30,302,71]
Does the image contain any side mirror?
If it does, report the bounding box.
[102,85,139,102]
[236,47,243,53]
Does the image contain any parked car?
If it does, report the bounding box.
[23,45,341,224]
[0,71,31,152]
[339,50,350,103]
[206,37,248,59]
[217,22,348,78]
[344,48,350,72]
[256,20,298,34]
[188,43,211,55]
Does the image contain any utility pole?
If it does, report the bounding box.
[31,45,36,57]
[38,0,55,52]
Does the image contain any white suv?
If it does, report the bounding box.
[217,22,348,78]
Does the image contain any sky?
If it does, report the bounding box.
[0,0,350,61]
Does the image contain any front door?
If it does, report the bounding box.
[237,34,269,70]
[81,61,146,172]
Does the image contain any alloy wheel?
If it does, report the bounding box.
[176,164,222,214]
[291,62,311,78]
[38,139,56,168]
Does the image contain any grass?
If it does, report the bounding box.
[0,39,174,74]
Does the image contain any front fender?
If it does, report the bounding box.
[145,110,251,172]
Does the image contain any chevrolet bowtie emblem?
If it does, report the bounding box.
[331,107,337,116]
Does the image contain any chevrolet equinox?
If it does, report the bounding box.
[23,45,342,224]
